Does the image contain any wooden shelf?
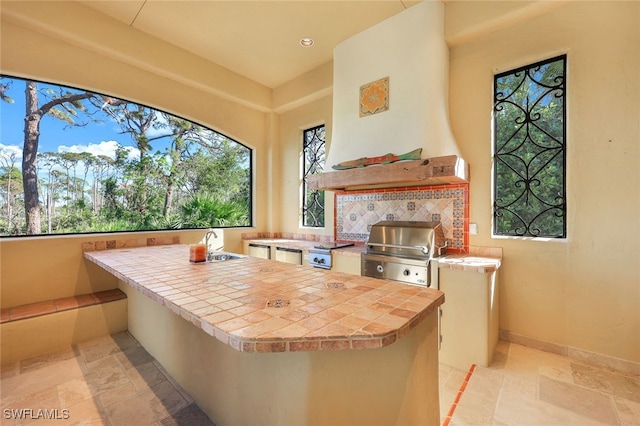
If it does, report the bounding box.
[307,155,469,191]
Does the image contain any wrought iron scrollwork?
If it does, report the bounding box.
[303,125,325,227]
[493,55,566,238]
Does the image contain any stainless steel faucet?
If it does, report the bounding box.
[204,229,218,262]
[204,229,218,249]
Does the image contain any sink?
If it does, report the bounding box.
[207,252,242,262]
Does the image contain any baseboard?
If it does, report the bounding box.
[499,329,640,375]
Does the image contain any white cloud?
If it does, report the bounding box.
[0,143,23,164]
[58,140,140,160]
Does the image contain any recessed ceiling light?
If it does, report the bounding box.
[300,37,314,47]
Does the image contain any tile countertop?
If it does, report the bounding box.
[436,255,501,273]
[84,244,444,353]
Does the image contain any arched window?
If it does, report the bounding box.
[0,76,252,236]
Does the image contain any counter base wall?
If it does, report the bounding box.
[120,283,441,426]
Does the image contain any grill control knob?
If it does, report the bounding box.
[376,265,384,273]
[403,269,411,276]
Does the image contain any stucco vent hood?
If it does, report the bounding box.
[313,1,467,191]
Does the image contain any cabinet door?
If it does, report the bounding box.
[439,268,499,369]
[247,243,271,259]
[332,254,361,275]
[275,247,302,265]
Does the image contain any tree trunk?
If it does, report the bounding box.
[6,178,12,230]
[23,81,41,234]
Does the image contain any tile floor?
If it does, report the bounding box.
[1,332,213,426]
[1,332,639,425]
[440,340,640,425]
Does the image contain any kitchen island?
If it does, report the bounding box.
[84,244,444,425]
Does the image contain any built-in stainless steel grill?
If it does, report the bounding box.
[361,221,447,287]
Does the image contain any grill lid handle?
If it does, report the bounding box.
[366,242,430,255]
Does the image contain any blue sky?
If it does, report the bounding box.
[0,77,171,167]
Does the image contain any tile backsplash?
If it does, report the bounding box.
[334,184,469,253]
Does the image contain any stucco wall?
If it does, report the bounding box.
[0,1,272,308]
[278,94,334,236]
[448,1,640,363]
[0,231,206,308]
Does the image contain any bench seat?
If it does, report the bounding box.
[0,289,128,365]
[0,289,126,324]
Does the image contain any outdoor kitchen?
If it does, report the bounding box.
[242,0,504,371]
[1,1,638,425]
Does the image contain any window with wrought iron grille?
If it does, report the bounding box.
[302,125,325,227]
[493,55,566,238]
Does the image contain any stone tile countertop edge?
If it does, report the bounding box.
[243,238,503,272]
[84,245,444,354]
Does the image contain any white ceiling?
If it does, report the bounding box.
[77,0,420,89]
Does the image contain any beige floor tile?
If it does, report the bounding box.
[449,392,495,426]
[97,381,138,408]
[495,387,610,426]
[125,361,169,391]
[439,340,640,426]
[442,367,468,394]
[78,332,138,365]
[1,387,60,425]
[6,331,638,426]
[78,336,125,364]
[116,345,156,370]
[440,389,457,422]
[615,397,640,426]
[59,397,109,426]
[110,331,140,349]
[84,364,132,396]
[85,354,122,373]
[105,380,189,425]
[1,358,86,403]
[571,362,640,403]
[495,345,569,384]
[509,343,572,367]
[19,347,80,374]
[539,363,574,384]
[439,363,459,420]
[57,377,95,407]
[500,373,537,400]
[539,374,619,425]
[159,403,215,426]
[464,367,504,403]
[1,332,213,426]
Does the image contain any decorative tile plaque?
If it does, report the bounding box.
[360,77,389,117]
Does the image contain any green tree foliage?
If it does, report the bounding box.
[0,76,251,236]
[0,152,23,234]
[179,193,249,228]
[493,56,566,238]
